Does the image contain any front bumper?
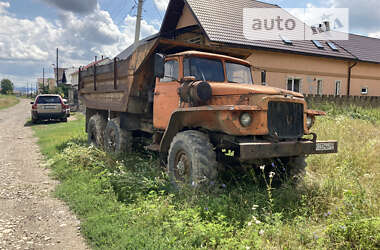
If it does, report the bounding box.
[236,140,338,161]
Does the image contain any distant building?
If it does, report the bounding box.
[37,78,55,92]
[53,67,67,87]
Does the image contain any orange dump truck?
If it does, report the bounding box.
[79,38,337,187]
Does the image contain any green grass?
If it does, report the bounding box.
[0,94,19,110]
[32,105,380,250]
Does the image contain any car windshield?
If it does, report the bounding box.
[225,62,253,84]
[183,57,225,82]
[37,96,61,104]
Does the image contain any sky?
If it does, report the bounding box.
[0,0,379,87]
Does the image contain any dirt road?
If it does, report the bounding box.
[0,99,88,250]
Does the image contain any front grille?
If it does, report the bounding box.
[267,101,304,138]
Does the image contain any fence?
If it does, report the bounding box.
[304,94,380,108]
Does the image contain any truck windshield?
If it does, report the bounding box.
[225,62,253,84]
[183,57,225,82]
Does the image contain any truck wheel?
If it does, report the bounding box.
[167,130,218,189]
[87,114,106,147]
[104,117,132,153]
[285,156,307,180]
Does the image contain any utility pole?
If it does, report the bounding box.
[134,0,144,47]
[26,82,29,98]
[42,67,45,93]
[56,48,59,87]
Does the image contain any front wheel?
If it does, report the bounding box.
[167,130,218,189]
[285,156,307,180]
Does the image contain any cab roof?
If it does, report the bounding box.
[168,51,251,65]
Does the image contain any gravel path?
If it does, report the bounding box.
[0,99,88,250]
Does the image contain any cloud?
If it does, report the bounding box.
[154,0,169,11]
[0,1,9,14]
[0,1,158,85]
[369,32,380,39]
[41,0,98,14]
[328,0,380,34]
[123,15,159,40]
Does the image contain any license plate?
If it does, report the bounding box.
[44,105,56,110]
[316,142,335,151]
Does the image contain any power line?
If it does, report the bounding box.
[117,0,138,26]
[151,0,163,20]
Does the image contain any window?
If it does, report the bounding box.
[312,40,324,49]
[287,78,301,92]
[317,79,323,95]
[187,36,201,44]
[280,34,293,45]
[225,62,253,84]
[36,96,61,104]
[327,41,339,51]
[335,80,341,96]
[183,57,224,82]
[361,87,368,95]
[160,60,179,82]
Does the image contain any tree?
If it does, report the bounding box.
[0,79,14,94]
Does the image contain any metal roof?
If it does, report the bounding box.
[334,34,380,64]
[181,0,355,60]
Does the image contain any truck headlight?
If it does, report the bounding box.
[240,113,252,127]
[306,115,313,129]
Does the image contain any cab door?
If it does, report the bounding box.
[153,58,181,130]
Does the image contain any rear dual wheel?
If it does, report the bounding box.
[104,117,132,153]
[87,114,107,147]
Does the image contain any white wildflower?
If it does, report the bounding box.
[260,165,265,170]
[269,171,275,178]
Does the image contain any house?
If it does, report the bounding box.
[120,0,380,96]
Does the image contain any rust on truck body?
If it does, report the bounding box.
[79,38,337,171]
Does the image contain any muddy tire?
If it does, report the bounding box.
[167,130,218,189]
[104,117,132,153]
[87,114,106,147]
[285,156,307,180]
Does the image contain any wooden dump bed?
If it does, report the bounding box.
[79,38,158,113]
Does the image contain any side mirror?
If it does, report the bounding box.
[30,102,34,105]
[154,53,165,78]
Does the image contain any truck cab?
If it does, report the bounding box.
[152,51,337,187]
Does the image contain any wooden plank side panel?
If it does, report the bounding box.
[79,38,159,112]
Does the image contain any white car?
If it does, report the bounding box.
[31,94,70,123]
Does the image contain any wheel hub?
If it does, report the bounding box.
[174,151,190,182]
[107,129,117,151]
